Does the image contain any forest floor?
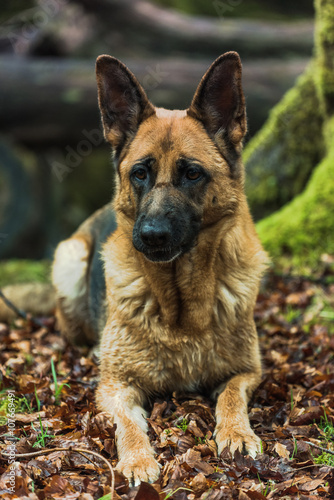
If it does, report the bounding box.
[0,266,334,500]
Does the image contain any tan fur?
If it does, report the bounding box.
[54,53,268,485]
[98,109,267,483]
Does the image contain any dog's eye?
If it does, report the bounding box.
[186,168,201,181]
[133,168,147,181]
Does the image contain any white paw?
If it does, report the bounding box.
[215,426,261,458]
[116,452,161,486]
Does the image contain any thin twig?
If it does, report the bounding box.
[72,450,100,470]
[305,441,334,456]
[2,447,115,499]
[0,289,29,320]
[294,463,334,470]
[0,289,45,329]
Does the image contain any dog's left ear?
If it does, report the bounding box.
[96,55,155,154]
[188,52,246,151]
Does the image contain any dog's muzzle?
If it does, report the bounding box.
[133,215,185,263]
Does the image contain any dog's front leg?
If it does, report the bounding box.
[213,370,262,458]
[96,381,160,486]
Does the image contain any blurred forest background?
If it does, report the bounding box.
[1,0,333,284]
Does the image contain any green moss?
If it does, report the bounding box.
[0,259,51,287]
[244,65,324,219]
[313,412,334,466]
[314,452,334,466]
[257,117,334,267]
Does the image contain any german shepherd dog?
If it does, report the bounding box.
[51,52,268,485]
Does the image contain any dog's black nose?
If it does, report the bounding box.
[140,220,171,247]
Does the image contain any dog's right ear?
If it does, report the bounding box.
[96,55,155,153]
[187,52,247,151]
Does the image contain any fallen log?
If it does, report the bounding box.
[72,0,314,58]
[0,55,309,147]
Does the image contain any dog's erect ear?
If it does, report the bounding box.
[96,55,155,152]
[188,52,247,151]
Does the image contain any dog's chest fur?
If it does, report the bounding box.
[100,224,264,396]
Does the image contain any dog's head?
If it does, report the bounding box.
[96,53,247,263]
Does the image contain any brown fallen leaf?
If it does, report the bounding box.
[133,482,160,500]
[15,411,46,423]
[274,442,290,459]
[40,474,79,498]
[245,490,267,500]
[180,448,215,475]
[190,472,207,494]
[1,273,334,499]
[299,478,326,492]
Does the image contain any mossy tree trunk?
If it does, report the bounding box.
[244,67,325,220]
[245,0,334,267]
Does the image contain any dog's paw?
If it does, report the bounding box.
[215,425,261,458]
[116,452,161,486]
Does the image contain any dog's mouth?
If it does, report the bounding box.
[141,247,182,263]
